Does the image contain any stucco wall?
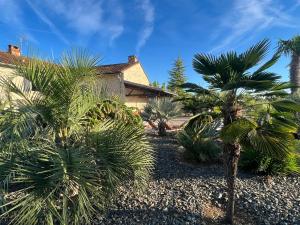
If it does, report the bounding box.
[123,63,150,86]
[96,74,125,101]
[125,95,148,109]
[124,88,150,109]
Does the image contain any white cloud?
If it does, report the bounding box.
[26,0,69,45]
[104,0,124,45]
[32,0,124,44]
[136,0,155,54]
[43,0,103,35]
[211,0,299,53]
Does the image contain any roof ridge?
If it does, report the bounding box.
[96,61,139,74]
[0,52,139,74]
[97,62,128,67]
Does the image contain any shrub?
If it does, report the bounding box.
[239,142,300,175]
[177,117,221,162]
[0,121,153,225]
[87,99,143,127]
[0,51,153,225]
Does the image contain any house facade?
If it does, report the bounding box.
[0,45,173,109]
[97,55,173,109]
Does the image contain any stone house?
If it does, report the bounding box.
[0,44,173,109]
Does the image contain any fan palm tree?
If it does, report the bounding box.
[0,50,153,225]
[278,35,300,94]
[182,40,300,224]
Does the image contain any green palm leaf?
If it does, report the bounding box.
[271,99,300,112]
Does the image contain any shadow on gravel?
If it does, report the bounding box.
[148,132,257,182]
[101,207,202,225]
[100,206,249,225]
[147,133,225,181]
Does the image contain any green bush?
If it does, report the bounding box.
[239,142,300,175]
[177,118,221,162]
[87,99,143,126]
[0,51,153,225]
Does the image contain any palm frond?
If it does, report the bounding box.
[89,120,153,189]
[253,52,281,75]
[221,118,256,143]
[239,39,270,71]
[180,83,210,94]
[193,53,218,76]
[0,140,102,225]
[14,58,57,95]
[278,36,300,56]
[222,79,276,91]
[222,117,296,158]
[192,39,280,92]
[271,99,300,112]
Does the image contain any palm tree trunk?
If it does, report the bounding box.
[158,120,167,136]
[223,142,241,224]
[290,53,300,95]
[222,100,241,225]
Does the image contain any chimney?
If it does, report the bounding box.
[128,55,138,64]
[8,44,21,56]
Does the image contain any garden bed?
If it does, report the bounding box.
[97,131,300,225]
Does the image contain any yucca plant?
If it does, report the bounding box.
[177,115,221,162]
[0,50,153,225]
[182,40,300,224]
[141,98,181,136]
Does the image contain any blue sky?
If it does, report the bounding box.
[0,0,300,86]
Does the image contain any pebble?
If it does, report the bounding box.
[96,132,300,225]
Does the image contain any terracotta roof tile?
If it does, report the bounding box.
[0,51,26,65]
[0,51,137,75]
[0,52,17,64]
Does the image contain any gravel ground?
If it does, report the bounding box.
[97,132,300,225]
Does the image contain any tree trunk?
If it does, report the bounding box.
[290,54,300,95]
[223,142,241,224]
[148,120,158,129]
[158,121,167,136]
[222,99,241,225]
